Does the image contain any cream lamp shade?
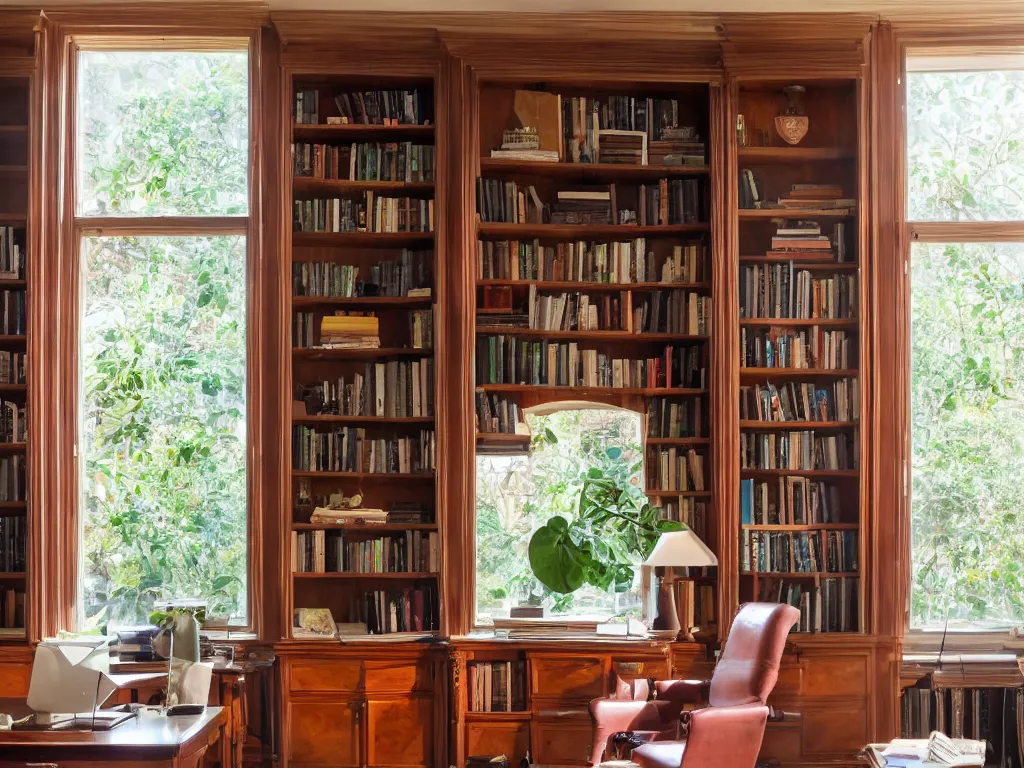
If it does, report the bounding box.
[644,529,718,568]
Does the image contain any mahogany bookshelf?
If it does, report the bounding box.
[734,77,864,634]
[285,72,440,640]
[0,70,30,642]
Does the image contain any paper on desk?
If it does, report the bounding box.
[166,659,213,707]
[882,736,986,768]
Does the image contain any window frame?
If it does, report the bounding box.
[902,45,1024,647]
[54,33,267,636]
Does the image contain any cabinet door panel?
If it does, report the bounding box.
[467,721,530,765]
[532,716,593,766]
[364,660,432,693]
[0,662,30,697]
[531,658,604,701]
[289,660,363,693]
[802,705,868,755]
[287,701,361,768]
[366,696,434,768]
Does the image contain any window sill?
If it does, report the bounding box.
[904,627,1024,654]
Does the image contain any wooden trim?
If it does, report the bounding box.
[909,221,1024,242]
[76,216,249,236]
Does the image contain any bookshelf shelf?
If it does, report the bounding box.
[292,523,438,532]
[741,469,859,478]
[0,166,27,175]
[476,433,531,446]
[738,146,854,162]
[0,280,26,288]
[480,158,709,179]
[738,209,854,220]
[293,347,432,360]
[0,502,26,512]
[463,711,532,722]
[740,368,858,378]
[292,123,435,141]
[292,295,432,309]
[741,571,859,578]
[293,231,434,248]
[739,420,858,430]
[648,490,712,498]
[292,471,435,480]
[0,215,26,225]
[292,571,439,580]
[0,385,25,394]
[292,415,434,425]
[293,177,434,195]
[0,126,27,134]
[739,256,858,270]
[0,335,25,343]
[0,443,26,452]
[477,279,708,292]
[478,384,707,397]
[645,437,711,446]
[738,318,857,329]
[0,572,26,579]
[478,222,709,239]
[475,327,708,342]
[742,524,860,531]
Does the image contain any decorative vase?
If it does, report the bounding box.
[774,85,809,145]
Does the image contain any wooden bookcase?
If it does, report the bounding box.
[0,67,31,644]
[285,74,441,640]
[733,78,865,634]
[473,78,720,639]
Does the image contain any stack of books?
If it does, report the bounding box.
[468,661,527,712]
[649,127,706,167]
[477,179,545,224]
[1,587,24,631]
[115,626,160,663]
[0,514,25,571]
[597,130,647,165]
[0,228,22,280]
[0,455,25,501]
[310,507,388,525]
[778,184,856,215]
[320,314,380,350]
[387,504,432,524]
[741,477,843,526]
[770,219,834,258]
[647,446,705,492]
[740,430,858,472]
[476,392,522,435]
[739,379,859,423]
[331,89,431,126]
[550,189,612,225]
[654,498,706,539]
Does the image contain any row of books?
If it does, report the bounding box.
[301,360,435,420]
[0,228,23,279]
[647,447,705,492]
[654,498,706,540]
[0,290,25,336]
[562,96,701,161]
[647,396,703,439]
[634,290,710,336]
[293,311,432,350]
[343,582,440,635]
[475,393,520,435]
[1,587,24,630]
[0,515,25,572]
[0,352,25,385]
[739,379,859,423]
[293,195,435,234]
[292,427,436,474]
[468,661,527,712]
[742,529,858,573]
[293,142,435,182]
[741,430,858,471]
[475,337,706,390]
[295,88,430,126]
[477,239,705,285]
[758,577,859,633]
[740,264,857,321]
[692,583,715,628]
[0,456,25,501]
[291,530,440,575]
[0,402,25,443]
[634,179,703,226]
[741,477,846,526]
[741,327,852,370]
[292,251,432,298]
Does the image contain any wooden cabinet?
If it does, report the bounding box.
[280,646,444,768]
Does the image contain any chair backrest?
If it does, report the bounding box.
[708,602,800,708]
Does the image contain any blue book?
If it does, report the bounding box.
[740,478,754,525]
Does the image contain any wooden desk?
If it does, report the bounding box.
[0,704,226,768]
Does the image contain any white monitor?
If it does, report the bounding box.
[27,639,117,725]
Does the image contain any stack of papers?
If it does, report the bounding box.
[865,732,986,768]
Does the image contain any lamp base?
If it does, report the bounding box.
[651,569,680,634]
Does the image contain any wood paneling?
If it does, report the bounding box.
[530,657,604,702]
[0,659,30,697]
[466,721,530,765]
[286,701,361,768]
[366,696,434,768]
[531,716,593,767]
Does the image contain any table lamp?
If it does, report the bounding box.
[644,529,718,641]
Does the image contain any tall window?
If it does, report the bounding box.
[475,406,649,624]
[907,63,1024,630]
[76,50,250,629]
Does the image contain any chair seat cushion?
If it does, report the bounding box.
[631,740,687,768]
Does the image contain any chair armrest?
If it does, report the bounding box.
[653,679,711,706]
[589,699,682,765]
[680,705,769,768]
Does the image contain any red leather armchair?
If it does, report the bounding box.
[588,602,800,768]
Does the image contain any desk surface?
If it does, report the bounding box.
[0,701,225,761]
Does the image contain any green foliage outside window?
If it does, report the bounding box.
[78,51,249,628]
[908,70,1024,629]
